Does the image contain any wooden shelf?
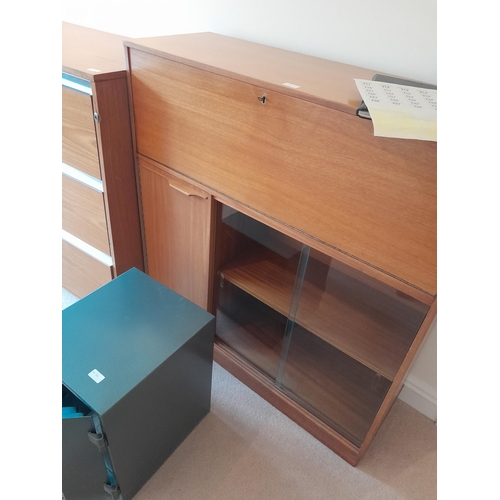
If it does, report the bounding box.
[216,280,285,379]
[281,324,391,447]
[218,245,426,380]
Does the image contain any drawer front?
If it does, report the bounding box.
[62,86,101,180]
[62,174,110,255]
[129,49,436,294]
[62,240,112,298]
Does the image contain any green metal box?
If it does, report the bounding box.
[62,268,215,499]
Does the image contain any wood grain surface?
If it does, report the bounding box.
[62,22,129,81]
[138,157,213,309]
[62,240,112,298]
[125,32,378,114]
[129,49,436,294]
[62,175,110,255]
[93,76,144,275]
[62,87,101,179]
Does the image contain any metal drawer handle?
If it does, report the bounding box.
[168,181,208,199]
[257,95,267,105]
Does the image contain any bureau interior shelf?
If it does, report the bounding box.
[280,323,391,447]
[215,293,390,446]
[217,244,426,381]
[216,280,286,379]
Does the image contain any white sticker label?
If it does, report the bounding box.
[86,68,102,73]
[282,82,301,89]
[88,369,105,384]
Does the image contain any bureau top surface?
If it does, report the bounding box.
[62,22,130,81]
[125,32,379,114]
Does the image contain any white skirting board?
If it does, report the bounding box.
[398,375,437,422]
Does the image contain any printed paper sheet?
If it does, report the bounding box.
[355,79,437,141]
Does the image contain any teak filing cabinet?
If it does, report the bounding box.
[123,32,437,465]
[62,23,143,297]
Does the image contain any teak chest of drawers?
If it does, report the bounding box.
[124,32,437,465]
[62,23,143,297]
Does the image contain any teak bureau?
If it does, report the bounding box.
[124,32,437,465]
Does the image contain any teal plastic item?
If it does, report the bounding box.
[62,268,215,500]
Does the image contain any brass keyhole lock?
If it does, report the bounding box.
[257,95,267,105]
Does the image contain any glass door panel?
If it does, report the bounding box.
[214,204,430,446]
[279,325,392,447]
[214,204,304,380]
[278,248,430,445]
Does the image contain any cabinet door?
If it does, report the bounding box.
[278,248,429,447]
[214,204,306,379]
[213,202,430,450]
[138,157,213,310]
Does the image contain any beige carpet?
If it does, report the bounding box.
[63,289,436,500]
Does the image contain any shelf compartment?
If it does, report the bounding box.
[218,244,427,380]
[280,324,391,447]
[216,287,390,447]
[216,280,286,380]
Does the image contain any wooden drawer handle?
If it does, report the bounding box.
[168,181,208,199]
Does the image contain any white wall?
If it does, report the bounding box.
[62,0,436,84]
[399,319,437,421]
[62,0,437,419]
